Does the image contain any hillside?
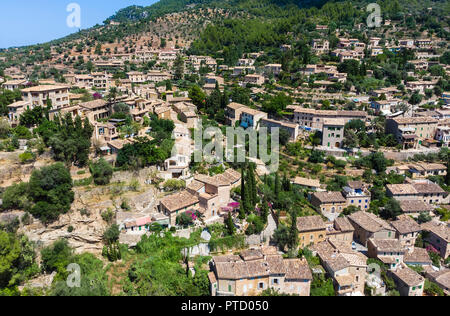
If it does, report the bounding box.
[0,0,448,78]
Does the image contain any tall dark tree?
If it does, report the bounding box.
[225,212,235,236]
[287,210,298,253]
[173,54,184,80]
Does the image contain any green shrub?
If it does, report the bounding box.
[89,158,113,185]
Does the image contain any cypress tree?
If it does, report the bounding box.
[274,173,281,200]
[225,212,235,236]
[261,196,269,224]
[446,158,450,186]
[282,172,291,192]
[248,164,257,207]
[288,210,298,253]
[240,166,246,206]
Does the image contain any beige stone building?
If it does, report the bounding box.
[385,117,438,148]
[322,118,344,149]
[293,108,366,130]
[389,265,425,296]
[390,216,421,253]
[367,238,405,270]
[342,181,371,211]
[310,191,347,221]
[326,217,355,245]
[79,99,111,121]
[421,221,450,259]
[21,85,70,109]
[210,247,312,296]
[347,211,396,246]
[386,181,447,205]
[159,169,241,226]
[408,163,447,179]
[297,215,327,248]
[311,239,367,296]
[244,74,265,86]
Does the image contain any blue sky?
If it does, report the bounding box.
[0,0,158,48]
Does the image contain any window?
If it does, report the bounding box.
[258,282,265,290]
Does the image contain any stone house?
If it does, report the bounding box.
[159,169,241,226]
[390,216,421,253]
[210,247,312,296]
[347,211,396,246]
[367,238,405,271]
[310,191,347,221]
[386,181,448,205]
[311,239,367,296]
[297,215,327,248]
[385,117,438,148]
[322,118,345,149]
[408,163,447,179]
[326,217,355,245]
[421,222,450,259]
[342,181,371,211]
[389,265,425,296]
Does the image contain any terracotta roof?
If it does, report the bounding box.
[409,163,447,171]
[323,118,345,126]
[79,99,107,110]
[390,217,421,234]
[160,190,199,212]
[387,184,418,195]
[187,180,204,193]
[421,222,450,242]
[312,191,346,203]
[240,249,264,261]
[391,266,424,287]
[334,217,355,232]
[195,169,241,187]
[293,177,321,188]
[21,84,69,92]
[404,248,432,265]
[399,200,434,213]
[335,274,354,286]
[412,182,446,194]
[154,106,171,115]
[340,252,367,267]
[427,269,450,290]
[327,254,351,271]
[265,255,286,275]
[296,215,327,232]
[392,117,438,124]
[348,211,393,233]
[213,248,312,281]
[215,261,249,280]
[227,102,246,110]
[208,272,217,284]
[369,239,403,252]
[284,259,313,280]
